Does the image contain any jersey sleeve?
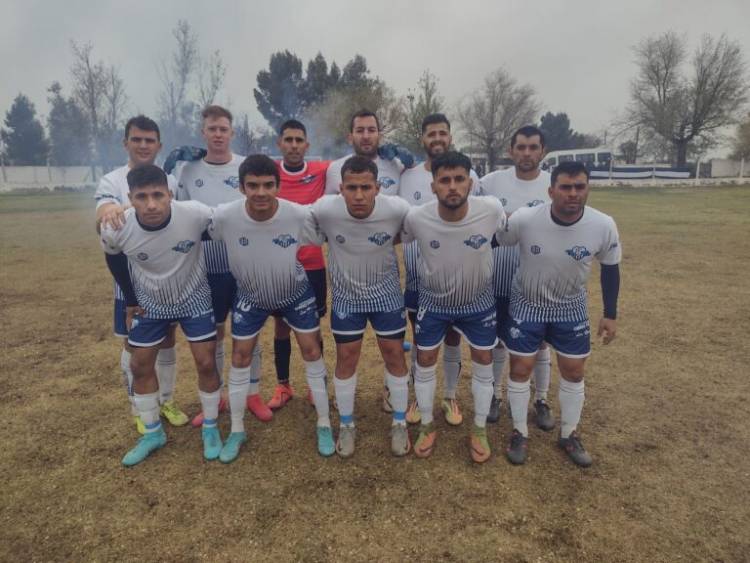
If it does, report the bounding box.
[167,174,178,196]
[324,161,341,194]
[401,209,416,244]
[470,170,483,195]
[596,216,622,265]
[100,225,122,255]
[495,205,522,246]
[207,203,224,241]
[173,161,189,201]
[94,176,121,209]
[301,202,326,246]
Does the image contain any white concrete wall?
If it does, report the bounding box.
[0,166,102,191]
[710,159,746,178]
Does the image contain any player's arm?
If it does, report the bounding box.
[598,264,620,344]
[492,200,513,247]
[299,205,326,246]
[96,202,127,233]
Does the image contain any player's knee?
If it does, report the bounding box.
[194,354,218,378]
[508,358,534,381]
[299,341,321,362]
[559,366,585,383]
[231,348,252,368]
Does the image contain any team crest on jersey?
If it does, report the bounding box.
[527,199,545,207]
[224,176,240,189]
[300,174,316,184]
[335,234,346,244]
[429,240,440,249]
[172,240,195,253]
[195,179,204,187]
[137,252,149,261]
[566,245,591,261]
[414,191,422,201]
[368,232,392,246]
[238,237,249,246]
[273,234,297,248]
[378,177,396,190]
[501,197,508,207]
[463,234,488,249]
[531,245,541,255]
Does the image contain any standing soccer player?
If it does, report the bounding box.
[399,113,482,428]
[480,125,553,428]
[100,165,223,466]
[173,105,270,424]
[307,156,411,457]
[496,161,620,467]
[267,119,329,410]
[208,155,332,461]
[95,115,188,433]
[402,151,506,463]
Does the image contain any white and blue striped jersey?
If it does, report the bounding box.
[497,203,621,323]
[100,201,213,319]
[174,154,245,275]
[398,164,481,292]
[307,194,410,313]
[325,155,403,196]
[401,196,507,315]
[209,199,310,311]
[94,164,178,210]
[480,167,551,299]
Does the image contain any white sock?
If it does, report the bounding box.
[559,378,585,438]
[133,391,161,433]
[491,347,507,400]
[507,379,530,436]
[228,365,251,434]
[471,362,494,428]
[533,347,551,402]
[305,357,330,427]
[414,362,437,426]
[155,347,177,404]
[334,374,357,427]
[442,344,461,399]
[248,345,262,395]
[215,339,225,387]
[386,370,409,424]
[120,348,137,416]
[198,388,221,428]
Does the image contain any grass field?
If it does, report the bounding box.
[1,186,749,562]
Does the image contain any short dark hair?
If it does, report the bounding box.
[340,155,378,181]
[551,161,590,185]
[279,119,307,137]
[430,151,472,176]
[124,115,160,142]
[511,125,545,148]
[202,105,233,124]
[349,109,380,132]
[239,154,280,186]
[421,113,450,134]
[127,164,168,191]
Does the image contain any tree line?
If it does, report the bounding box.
[2,23,748,172]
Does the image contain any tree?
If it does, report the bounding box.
[197,50,227,108]
[619,140,638,164]
[393,70,445,155]
[539,111,599,152]
[47,82,90,166]
[1,93,48,165]
[628,31,748,167]
[302,52,338,108]
[457,68,539,170]
[253,50,306,131]
[730,112,750,160]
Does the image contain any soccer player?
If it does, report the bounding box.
[480,125,553,428]
[208,155,332,461]
[267,119,329,410]
[399,113,483,427]
[100,165,223,466]
[496,160,620,467]
[402,151,506,463]
[173,105,270,424]
[95,115,188,433]
[306,156,411,457]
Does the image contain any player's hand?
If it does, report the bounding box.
[126,306,144,331]
[597,318,617,345]
[100,204,126,230]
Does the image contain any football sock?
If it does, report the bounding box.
[228,365,251,433]
[155,347,177,404]
[414,362,437,426]
[215,340,225,387]
[120,348,137,416]
[559,378,585,438]
[492,347,507,400]
[305,357,330,427]
[248,345,262,395]
[386,370,409,424]
[508,378,530,437]
[133,391,161,433]
[334,374,357,427]
[471,362,494,428]
[273,338,292,383]
[442,344,461,400]
[198,388,221,428]
[533,347,552,401]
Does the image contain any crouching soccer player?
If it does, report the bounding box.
[306,156,412,458]
[208,155,332,462]
[496,160,620,467]
[100,165,223,466]
[401,151,507,463]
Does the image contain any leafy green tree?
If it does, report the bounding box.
[254,50,306,131]
[1,93,48,165]
[46,82,91,165]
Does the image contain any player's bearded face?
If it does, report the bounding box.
[432,167,472,210]
[349,116,380,158]
[549,173,589,218]
[422,123,451,159]
[511,134,544,172]
[129,185,172,226]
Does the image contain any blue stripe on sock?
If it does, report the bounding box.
[250,378,260,383]
[393,411,406,422]
[340,414,354,425]
[145,420,162,430]
[203,418,217,427]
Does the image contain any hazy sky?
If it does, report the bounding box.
[2,0,749,153]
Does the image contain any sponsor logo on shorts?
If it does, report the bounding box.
[400,310,407,319]
[172,240,195,253]
[233,311,243,324]
[195,179,204,187]
[237,300,253,312]
[509,327,521,339]
[239,237,249,246]
[295,296,317,311]
[273,234,298,248]
[416,308,426,321]
[413,191,421,200]
[565,245,591,261]
[223,176,240,189]
[531,245,541,255]
[130,317,140,328]
[527,199,545,207]
[463,234,489,249]
[137,252,149,261]
[336,234,346,244]
[429,240,440,249]
[368,232,392,246]
[335,310,348,320]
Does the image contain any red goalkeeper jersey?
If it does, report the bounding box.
[276,160,329,270]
